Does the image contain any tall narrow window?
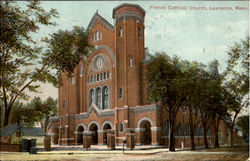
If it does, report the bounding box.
[96,87,102,109]
[119,123,124,132]
[63,100,66,109]
[138,27,143,39]
[164,121,169,137]
[119,88,123,99]
[89,89,94,107]
[97,74,99,81]
[129,57,134,67]
[72,77,75,85]
[98,31,102,40]
[102,86,109,110]
[119,27,123,37]
[62,128,65,135]
[177,124,184,136]
[107,71,110,79]
[186,125,191,136]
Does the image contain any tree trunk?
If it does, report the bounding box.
[189,111,196,150]
[203,127,209,149]
[169,112,175,152]
[3,107,10,127]
[230,127,234,146]
[214,119,220,148]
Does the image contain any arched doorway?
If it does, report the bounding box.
[140,120,152,145]
[103,124,112,145]
[89,123,98,145]
[53,126,59,145]
[76,125,84,144]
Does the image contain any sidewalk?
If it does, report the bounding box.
[35,144,169,154]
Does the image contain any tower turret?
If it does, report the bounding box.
[113,4,145,108]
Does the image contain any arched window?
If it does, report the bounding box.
[119,27,123,37]
[97,74,99,81]
[95,87,102,109]
[164,121,169,137]
[107,71,110,79]
[104,72,106,79]
[102,86,109,109]
[89,89,94,107]
[119,123,124,132]
[119,88,123,99]
[129,57,134,67]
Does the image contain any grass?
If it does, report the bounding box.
[0,144,249,161]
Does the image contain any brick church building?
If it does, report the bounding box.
[49,3,231,147]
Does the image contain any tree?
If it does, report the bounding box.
[207,60,228,148]
[0,1,91,127]
[147,53,186,151]
[9,97,58,132]
[236,115,249,142]
[224,37,249,145]
[182,61,206,150]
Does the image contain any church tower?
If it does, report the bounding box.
[113,4,145,108]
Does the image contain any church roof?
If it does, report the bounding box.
[112,3,146,18]
[87,11,114,31]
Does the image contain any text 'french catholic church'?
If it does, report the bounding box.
[49,3,229,147]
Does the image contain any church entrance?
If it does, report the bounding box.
[76,125,84,144]
[103,123,112,145]
[140,120,152,145]
[89,124,98,145]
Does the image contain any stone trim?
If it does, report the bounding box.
[87,121,101,130]
[135,128,146,132]
[133,105,161,113]
[59,138,75,141]
[101,120,114,130]
[97,130,104,133]
[115,12,144,24]
[112,3,146,18]
[151,143,160,146]
[87,12,114,31]
[74,105,115,120]
[137,116,155,127]
[151,127,161,131]
[76,123,87,131]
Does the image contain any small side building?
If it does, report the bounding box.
[0,124,46,145]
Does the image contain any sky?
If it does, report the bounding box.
[18,1,249,113]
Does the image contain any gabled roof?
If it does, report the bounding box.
[0,124,23,136]
[21,128,46,136]
[87,11,114,32]
[0,124,45,137]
